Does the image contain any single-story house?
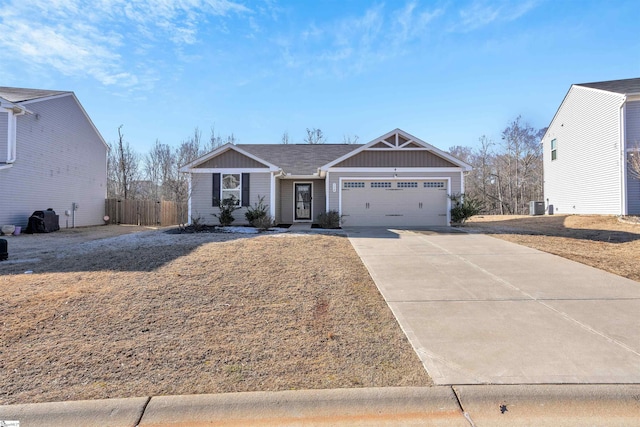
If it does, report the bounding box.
[0,87,108,228]
[541,77,640,215]
[180,128,471,227]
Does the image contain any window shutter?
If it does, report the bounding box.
[212,173,221,206]
[242,173,250,207]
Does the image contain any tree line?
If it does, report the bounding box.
[108,118,547,216]
[449,116,546,215]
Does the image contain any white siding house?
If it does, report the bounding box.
[542,78,640,215]
[0,87,108,228]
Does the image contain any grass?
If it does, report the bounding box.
[0,229,431,404]
[465,214,640,282]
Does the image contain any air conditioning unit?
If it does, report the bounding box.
[529,201,545,216]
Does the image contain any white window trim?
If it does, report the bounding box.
[221,173,242,206]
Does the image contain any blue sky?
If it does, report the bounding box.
[1,0,639,154]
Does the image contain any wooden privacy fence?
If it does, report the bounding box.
[105,199,188,226]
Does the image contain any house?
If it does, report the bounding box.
[0,87,108,228]
[541,78,640,215]
[180,128,471,227]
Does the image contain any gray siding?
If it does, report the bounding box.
[327,170,462,212]
[334,150,456,168]
[626,101,640,214]
[196,149,268,169]
[543,86,624,215]
[190,172,271,225]
[0,95,107,228]
[0,112,7,162]
[277,179,325,223]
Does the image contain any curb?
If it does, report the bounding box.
[1,385,640,426]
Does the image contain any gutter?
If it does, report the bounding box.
[619,96,627,216]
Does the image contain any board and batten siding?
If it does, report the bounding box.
[326,170,462,213]
[333,150,456,168]
[190,172,271,225]
[543,86,625,215]
[0,95,107,228]
[278,179,325,224]
[626,100,640,214]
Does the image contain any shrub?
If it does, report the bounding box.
[253,215,275,231]
[190,216,205,232]
[449,193,484,225]
[245,196,269,226]
[316,210,342,229]
[213,198,239,226]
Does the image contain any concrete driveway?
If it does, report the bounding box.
[346,227,640,385]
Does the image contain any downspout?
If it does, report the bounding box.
[620,98,627,216]
[3,104,30,165]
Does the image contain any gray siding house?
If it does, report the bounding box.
[181,129,471,227]
[542,78,640,215]
[0,87,108,228]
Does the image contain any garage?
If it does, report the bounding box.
[340,179,449,226]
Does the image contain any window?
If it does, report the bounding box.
[551,139,557,161]
[344,182,365,188]
[222,174,241,205]
[397,182,418,188]
[424,182,445,188]
[371,182,391,188]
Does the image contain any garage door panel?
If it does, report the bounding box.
[341,180,448,226]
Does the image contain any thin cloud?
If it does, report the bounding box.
[279,2,443,78]
[0,0,251,88]
[455,0,539,32]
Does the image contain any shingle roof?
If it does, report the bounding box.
[239,144,363,175]
[576,78,640,95]
[0,87,69,103]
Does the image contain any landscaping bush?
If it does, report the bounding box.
[245,196,269,226]
[213,198,239,226]
[449,193,484,225]
[253,215,275,231]
[316,210,342,229]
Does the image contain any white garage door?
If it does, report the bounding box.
[341,179,449,226]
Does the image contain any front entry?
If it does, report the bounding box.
[294,183,312,221]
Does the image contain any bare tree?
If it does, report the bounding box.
[209,126,238,151]
[144,139,174,200]
[281,131,290,144]
[627,141,640,179]
[107,125,140,199]
[343,134,359,144]
[304,128,326,144]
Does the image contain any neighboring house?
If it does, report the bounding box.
[0,87,108,228]
[541,77,640,215]
[180,128,471,227]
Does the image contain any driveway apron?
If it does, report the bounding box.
[346,227,640,385]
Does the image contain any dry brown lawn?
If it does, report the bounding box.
[0,227,431,405]
[465,215,640,282]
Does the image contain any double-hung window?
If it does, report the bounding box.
[222,174,241,205]
[551,139,557,161]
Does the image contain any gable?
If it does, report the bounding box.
[334,150,457,168]
[196,148,270,169]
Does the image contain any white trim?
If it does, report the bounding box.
[328,167,464,173]
[364,147,439,151]
[325,172,330,212]
[293,181,313,222]
[620,99,627,215]
[180,143,280,172]
[279,174,321,179]
[460,171,465,194]
[269,171,277,219]
[187,174,192,223]
[338,176,452,226]
[188,168,272,174]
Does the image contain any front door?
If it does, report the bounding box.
[294,183,312,220]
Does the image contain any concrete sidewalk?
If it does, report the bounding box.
[2,385,640,426]
[346,227,640,385]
